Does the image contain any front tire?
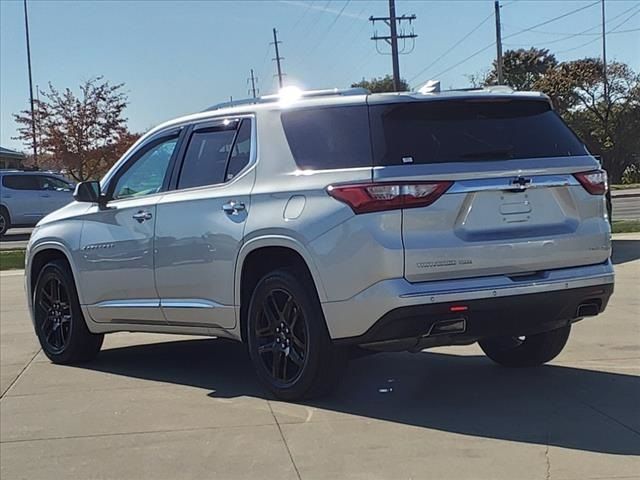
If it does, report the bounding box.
[479,325,571,367]
[247,268,346,401]
[33,259,103,364]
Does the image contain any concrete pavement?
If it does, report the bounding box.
[1,236,639,479]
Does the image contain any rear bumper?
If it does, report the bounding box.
[322,261,614,345]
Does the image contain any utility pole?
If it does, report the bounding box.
[271,28,284,89]
[494,0,504,85]
[370,0,417,91]
[247,69,258,98]
[601,0,608,105]
[23,0,38,166]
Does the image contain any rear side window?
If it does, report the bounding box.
[177,118,253,189]
[2,175,40,190]
[281,106,372,170]
[178,128,237,189]
[369,100,588,165]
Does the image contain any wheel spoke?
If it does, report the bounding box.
[281,295,294,323]
[262,303,279,327]
[288,346,304,367]
[291,331,305,351]
[272,350,283,378]
[258,341,275,354]
[281,354,289,380]
[53,280,62,302]
[38,296,52,313]
[255,324,273,338]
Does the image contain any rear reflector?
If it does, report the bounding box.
[327,181,452,214]
[574,169,607,195]
[449,305,468,312]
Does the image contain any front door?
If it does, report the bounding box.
[78,133,181,324]
[154,117,254,329]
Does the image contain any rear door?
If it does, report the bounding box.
[154,117,255,329]
[0,174,43,224]
[368,96,610,283]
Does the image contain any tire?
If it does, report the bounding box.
[33,259,103,364]
[247,267,346,401]
[0,207,9,237]
[479,325,571,367]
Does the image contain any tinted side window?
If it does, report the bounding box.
[370,100,587,165]
[2,175,40,190]
[226,119,252,181]
[178,127,237,189]
[281,106,372,169]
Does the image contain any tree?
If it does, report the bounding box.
[13,77,135,181]
[351,75,409,93]
[485,48,558,91]
[536,59,640,182]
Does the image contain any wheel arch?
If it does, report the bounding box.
[235,236,328,343]
[28,243,83,316]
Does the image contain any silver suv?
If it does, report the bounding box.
[25,87,614,400]
[0,170,74,236]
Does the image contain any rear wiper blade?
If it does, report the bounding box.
[460,149,514,160]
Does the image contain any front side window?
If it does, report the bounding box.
[40,176,73,191]
[112,137,178,200]
[2,175,40,190]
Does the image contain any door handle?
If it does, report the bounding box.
[41,194,51,198]
[222,201,246,215]
[132,210,153,223]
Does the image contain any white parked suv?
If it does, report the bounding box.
[25,87,614,400]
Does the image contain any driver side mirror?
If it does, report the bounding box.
[73,181,104,205]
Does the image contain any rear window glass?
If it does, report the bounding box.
[370,100,588,165]
[281,106,372,170]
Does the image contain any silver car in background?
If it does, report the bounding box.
[24,87,614,400]
[0,170,74,236]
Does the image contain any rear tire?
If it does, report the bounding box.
[479,325,571,367]
[247,267,346,401]
[0,207,9,237]
[33,259,104,364]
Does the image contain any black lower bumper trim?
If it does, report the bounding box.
[334,283,614,350]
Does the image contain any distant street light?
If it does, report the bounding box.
[23,0,38,167]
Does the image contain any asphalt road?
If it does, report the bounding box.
[1,234,639,480]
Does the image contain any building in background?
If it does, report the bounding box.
[0,147,25,170]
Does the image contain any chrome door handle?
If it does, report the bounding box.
[222,201,246,215]
[132,210,153,223]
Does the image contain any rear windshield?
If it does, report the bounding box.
[281,106,371,170]
[369,99,588,165]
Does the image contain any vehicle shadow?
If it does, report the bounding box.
[83,338,640,455]
[611,239,640,265]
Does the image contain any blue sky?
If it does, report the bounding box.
[1,0,638,152]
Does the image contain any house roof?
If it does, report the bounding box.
[0,147,26,159]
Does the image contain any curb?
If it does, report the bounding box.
[611,192,640,199]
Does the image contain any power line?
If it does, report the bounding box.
[502,4,640,47]
[408,11,493,83]
[413,0,602,88]
[305,0,351,58]
[556,8,640,54]
[502,3,640,37]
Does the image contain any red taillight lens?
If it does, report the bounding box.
[574,170,607,195]
[327,181,452,214]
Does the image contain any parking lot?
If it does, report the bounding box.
[1,234,639,480]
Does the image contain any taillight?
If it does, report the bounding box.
[327,181,452,214]
[574,170,608,195]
